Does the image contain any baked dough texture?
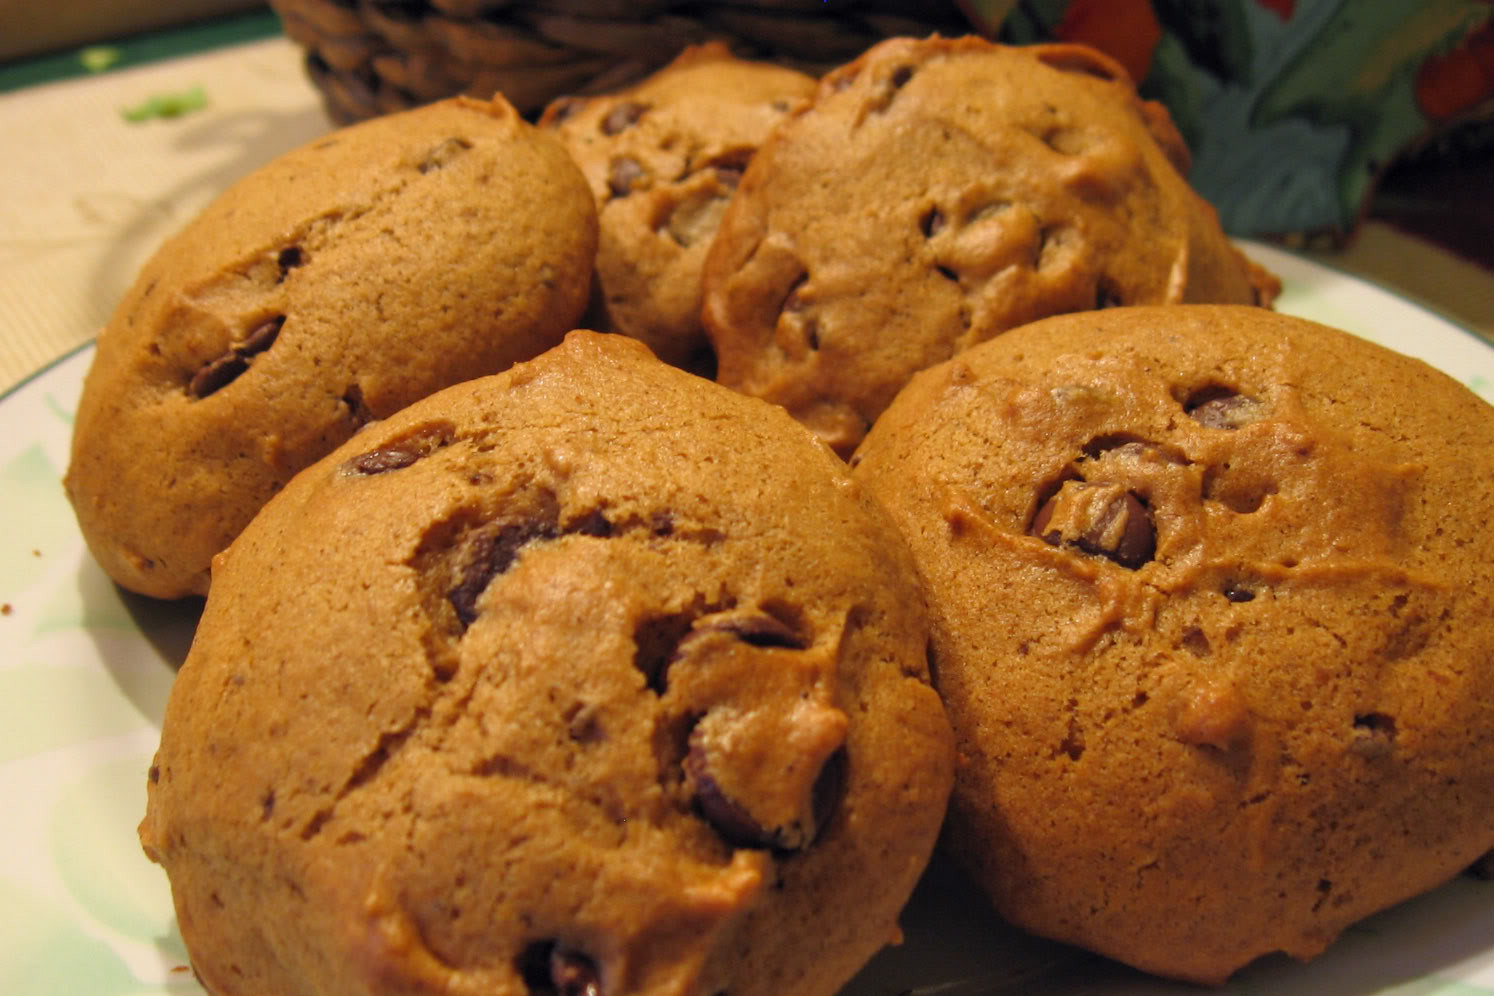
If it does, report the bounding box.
[140,331,955,996]
[540,42,816,372]
[65,95,598,599]
[702,36,1279,456]
[851,305,1494,984]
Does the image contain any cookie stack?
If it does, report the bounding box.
[61,29,1494,996]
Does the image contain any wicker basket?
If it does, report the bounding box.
[271,0,981,123]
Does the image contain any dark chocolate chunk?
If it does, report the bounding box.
[607,156,644,197]
[1032,482,1155,569]
[920,207,946,238]
[276,246,304,281]
[707,612,807,650]
[187,354,249,399]
[1222,582,1255,603]
[240,316,284,356]
[349,447,422,475]
[545,96,587,126]
[600,100,647,135]
[685,737,842,852]
[449,520,557,626]
[1185,385,1265,429]
[186,316,285,398]
[685,740,775,850]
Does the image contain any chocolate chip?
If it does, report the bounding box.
[707,149,751,189]
[186,316,285,398]
[1185,386,1265,429]
[715,163,744,188]
[686,737,844,852]
[1222,583,1255,603]
[276,246,304,281]
[600,100,647,135]
[1180,627,1212,657]
[188,353,249,399]
[607,156,644,197]
[347,421,453,475]
[1096,282,1124,308]
[890,65,915,88]
[240,316,283,356]
[920,207,945,238]
[449,520,557,626]
[518,941,602,996]
[350,447,422,475]
[686,740,775,850]
[1031,482,1154,569]
[544,96,587,126]
[709,611,807,650]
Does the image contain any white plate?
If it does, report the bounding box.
[2,243,1491,995]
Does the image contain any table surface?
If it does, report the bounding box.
[2,35,1492,396]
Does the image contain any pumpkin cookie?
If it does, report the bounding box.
[703,36,1278,456]
[140,331,955,996]
[65,95,598,598]
[541,42,816,371]
[851,304,1494,984]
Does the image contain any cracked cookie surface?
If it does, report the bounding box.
[65,95,598,599]
[540,42,816,372]
[851,304,1494,985]
[140,331,954,996]
[702,35,1280,457]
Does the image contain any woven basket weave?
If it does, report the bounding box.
[271,0,977,123]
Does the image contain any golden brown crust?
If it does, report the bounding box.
[702,35,1276,457]
[540,42,817,371]
[852,305,1494,984]
[141,331,954,996]
[64,96,598,599]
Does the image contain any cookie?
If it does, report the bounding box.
[540,42,816,371]
[64,95,598,599]
[702,35,1280,456]
[850,304,1494,984]
[139,331,955,996]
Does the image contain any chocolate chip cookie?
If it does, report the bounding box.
[851,304,1494,984]
[540,42,816,372]
[703,36,1280,456]
[65,95,598,599]
[140,331,955,996]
